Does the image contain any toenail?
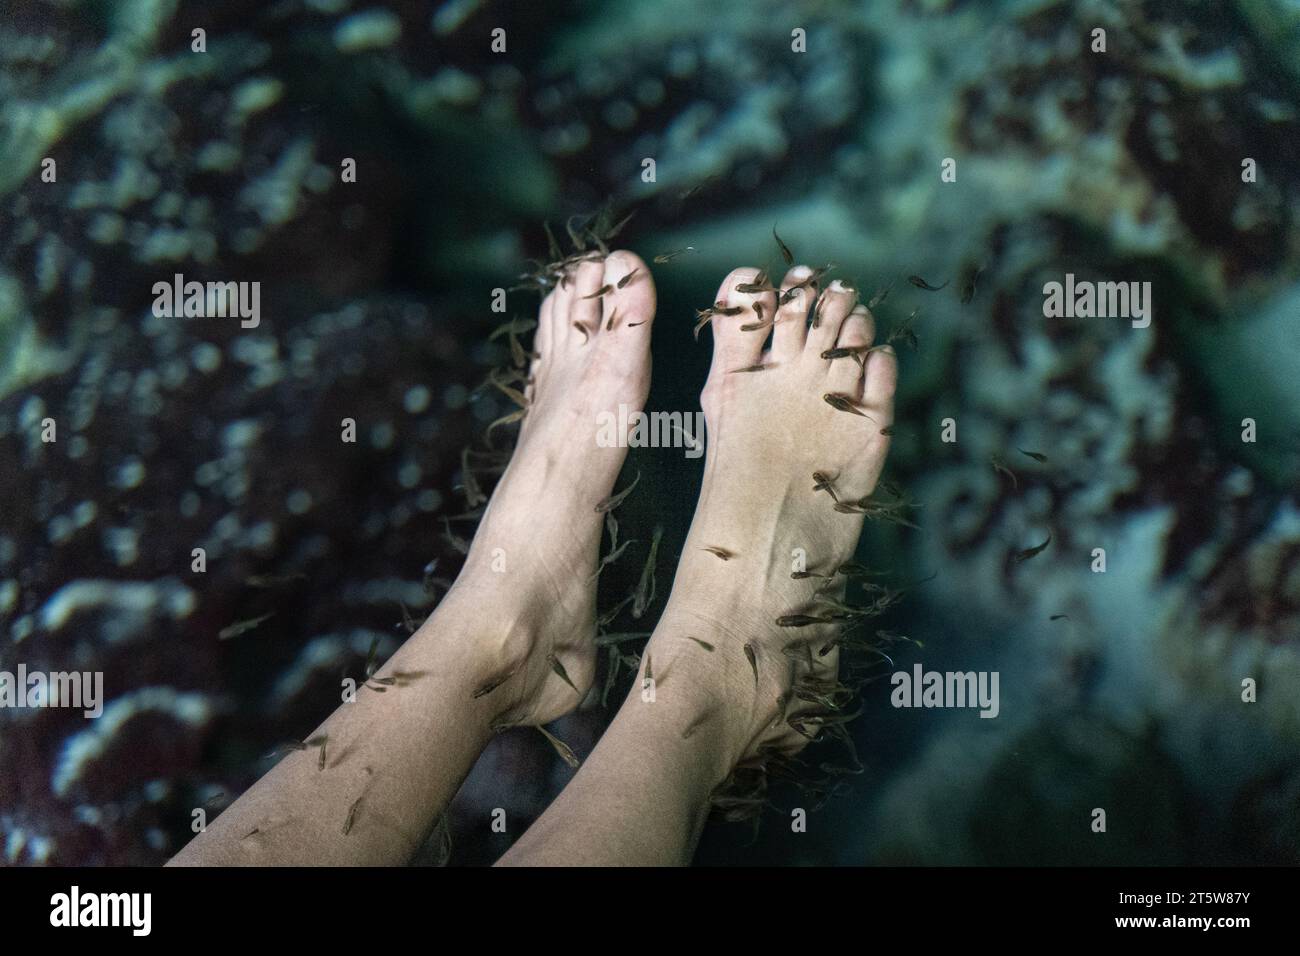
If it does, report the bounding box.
[829,279,848,293]
[788,265,812,281]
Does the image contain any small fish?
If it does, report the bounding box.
[537,725,580,769]
[607,510,619,544]
[218,612,275,640]
[616,269,639,289]
[604,209,636,241]
[590,537,634,580]
[812,471,840,502]
[508,329,529,368]
[678,177,716,201]
[776,614,834,627]
[573,321,590,342]
[627,320,645,327]
[991,455,1018,489]
[605,307,621,332]
[735,270,771,294]
[460,448,486,508]
[364,636,380,679]
[729,363,771,374]
[643,652,653,686]
[820,344,880,361]
[595,470,640,513]
[485,407,526,443]
[713,305,744,316]
[653,246,695,263]
[701,546,733,560]
[832,497,920,528]
[960,262,986,304]
[488,317,537,341]
[880,425,894,436]
[597,593,634,628]
[488,369,529,408]
[266,740,309,758]
[1050,613,1070,621]
[1018,448,1049,463]
[692,307,717,340]
[317,739,327,771]
[876,629,924,649]
[440,517,470,554]
[773,226,794,265]
[565,214,589,252]
[907,275,949,291]
[342,797,362,835]
[632,525,663,618]
[887,310,919,350]
[868,278,896,309]
[685,636,715,652]
[1014,534,1052,563]
[743,642,758,683]
[778,266,832,305]
[791,570,831,580]
[602,652,622,708]
[823,393,872,418]
[547,652,581,694]
[543,220,562,262]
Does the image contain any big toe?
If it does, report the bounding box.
[706,267,778,377]
[594,250,656,375]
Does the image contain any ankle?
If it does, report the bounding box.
[640,601,793,775]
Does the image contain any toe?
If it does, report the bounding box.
[536,290,557,359]
[599,250,656,335]
[771,266,815,359]
[706,267,778,377]
[862,342,898,425]
[527,291,558,399]
[827,304,876,396]
[806,279,858,355]
[848,343,898,495]
[596,250,656,374]
[566,255,607,346]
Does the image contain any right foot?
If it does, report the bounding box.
[435,249,656,728]
[643,266,898,774]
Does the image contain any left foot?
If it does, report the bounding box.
[434,250,656,726]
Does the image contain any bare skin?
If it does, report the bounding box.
[169,250,656,866]
[499,267,897,866]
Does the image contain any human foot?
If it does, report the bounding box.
[641,265,897,777]
[435,249,655,727]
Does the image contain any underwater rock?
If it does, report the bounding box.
[0,292,494,862]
